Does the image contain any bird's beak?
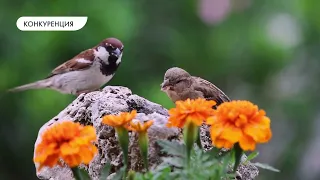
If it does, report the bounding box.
[160,79,171,91]
[111,48,121,58]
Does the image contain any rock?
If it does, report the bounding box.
[34,86,259,180]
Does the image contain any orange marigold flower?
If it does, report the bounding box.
[129,120,154,133]
[167,98,216,128]
[207,100,272,151]
[102,110,137,128]
[34,121,97,171]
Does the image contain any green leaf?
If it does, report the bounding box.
[161,157,184,168]
[71,167,91,180]
[205,147,221,158]
[131,172,144,180]
[112,166,126,180]
[79,169,91,180]
[217,149,231,159]
[147,139,240,180]
[127,170,135,180]
[253,162,280,172]
[224,173,237,180]
[152,167,171,180]
[220,152,232,174]
[99,162,111,180]
[157,140,186,157]
[246,151,259,162]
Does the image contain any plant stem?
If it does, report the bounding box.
[116,127,129,166]
[196,130,202,149]
[138,132,149,170]
[183,120,198,167]
[115,127,129,179]
[233,143,243,172]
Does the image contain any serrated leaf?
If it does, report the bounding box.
[154,162,171,172]
[161,157,184,168]
[99,162,111,180]
[253,162,280,172]
[201,159,219,168]
[157,140,186,157]
[206,147,220,157]
[246,151,259,162]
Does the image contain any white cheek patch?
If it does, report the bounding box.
[116,54,122,65]
[76,58,92,64]
[94,47,109,64]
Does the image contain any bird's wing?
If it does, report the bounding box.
[192,76,231,105]
[46,49,95,78]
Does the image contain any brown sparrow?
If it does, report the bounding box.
[9,37,124,95]
[160,67,230,106]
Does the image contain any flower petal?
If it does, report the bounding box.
[244,123,271,143]
[209,123,224,138]
[213,138,234,149]
[33,121,98,169]
[63,154,82,167]
[79,146,97,164]
[167,98,216,128]
[239,135,256,151]
[60,142,79,155]
[207,100,272,151]
[219,127,242,143]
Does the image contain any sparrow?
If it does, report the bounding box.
[9,37,124,95]
[160,67,230,106]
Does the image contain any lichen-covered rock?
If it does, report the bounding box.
[34,86,258,180]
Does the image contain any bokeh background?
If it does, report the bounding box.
[0,0,319,179]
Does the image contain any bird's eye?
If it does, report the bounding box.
[176,80,183,84]
[106,45,116,52]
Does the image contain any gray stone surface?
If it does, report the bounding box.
[34,86,259,180]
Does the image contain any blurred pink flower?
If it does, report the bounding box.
[198,0,231,25]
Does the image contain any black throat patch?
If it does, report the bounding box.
[99,57,120,76]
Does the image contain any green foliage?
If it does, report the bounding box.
[71,168,91,180]
[71,139,279,180]
[112,166,127,180]
[99,161,111,180]
[245,151,259,163]
[157,140,186,157]
[125,140,232,180]
[231,143,243,172]
[252,163,280,173]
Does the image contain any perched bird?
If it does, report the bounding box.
[160,67,230,106]
[9,37,124,95]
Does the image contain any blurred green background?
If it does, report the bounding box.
[0,0,319,179]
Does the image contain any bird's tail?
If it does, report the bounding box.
[8,79,52,92]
